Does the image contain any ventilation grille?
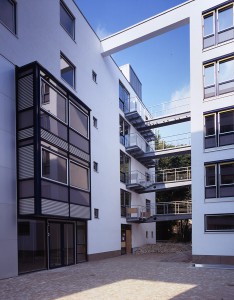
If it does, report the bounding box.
[18,74,34,111]
[70,204,90,219]
[18,127,34,140]
[19,198,35,215]
[41,199,69,216]
[41,129,68,151]
[69,145,90,162]
[18,145,34,179]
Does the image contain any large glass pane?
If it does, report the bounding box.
[41,80,67,123]
[70,103,89,138]
[60,1,75,39]
[206,215,234,231]
[205,114,215,136]
[0,0,15,33]
[64,223,74,266]
[49,223,62,268]
[219,59,234,83]
[18,220,46,274]
[204,13,214,36]
[60,55,75,88]
[220,163,234,185]
[70,161,89,190]
[206,165,216,186]
[218,6,233,32]
[42,149,67,184]
[220,110,234,133]
[76,221,87,263]
[204,64,215,87]
[119,83,129,113]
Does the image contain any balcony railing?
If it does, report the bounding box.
[156,167,191,183]
[156,132,191,150]
[156,200,192,215]
[149,97,190,119]
[126,170,154,188]
[125,133,155,153]
[129,96,152,121]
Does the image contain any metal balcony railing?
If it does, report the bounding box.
[155,167,191,183]
[129,96,152,121]
[156,200,192,215]
[126,170,154,188]
[125,133,155,153]
[155,132,191,150]
[149,97,190,119]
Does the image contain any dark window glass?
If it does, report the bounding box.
[41,112,67,140]
[70,161,89,190]
[206,214,234,231]
[60,55,75,88]
[219,110,234,133]
[69,129,89,153]
[41,80,67,123]
[93,161,98,172]
[0,0,16,33]
[76,221,87,263]
[94,208,99,218]
[119,116,129,145]
[42,149,67,184]
[93,117,98,128]
[220,163,234,185]
[120,151,130,183]
[92,71,97,83]
[70,103,89,138]
[205,165,216,186]
[18,220,46,274]
[70,188,90,205]
[18,110,33,129]
[121,189,131,217]
[119,82,130,113]
[41,180,68,202]
[60,1,75,39]
[205,114,215,136]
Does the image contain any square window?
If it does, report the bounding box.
[94,208,99,219]
[92,71,97,83]
[60,54,75,88]
[60,1,75,39]
[93,161,98,172]
[0,0,16,33]
[70,161,89,190]
[93,117,98,128]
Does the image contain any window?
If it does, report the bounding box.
[60,1,75,39]
[92,71,97,83]
[120,151,130,183]
[94,208,99,219]
[70,161,89,190]
[60,54,75,88]
[146,199,151,213]
[204,57,234,98]
[0,0,16,33]
[121,189,131,217]
[119,82,130,113]
[204,109,234,148]
[205,161,234,198]
[93,116,98,128]
[151,231,154,238]
[42,148,67,184]
[93,161,98,172]
[146,231,148,238]
[203,3,234,48]
[69,102,89,138]
[119,116,130,145]
[41,79,67,123]
[205,214,234,232]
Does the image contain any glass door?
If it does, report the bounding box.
[49,222,62,268]
[64,223,75,266]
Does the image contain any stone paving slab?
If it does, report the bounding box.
[0,254,234,300]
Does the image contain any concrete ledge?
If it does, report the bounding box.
[193,255,234,265]
[88,250,121,261]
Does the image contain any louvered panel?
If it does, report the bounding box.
[41,199,69,216]
[18,75,34,111]
[69,145,90,162]
[18,145,34,179]
[19,198,35,215]
[70,204,90,219]
[18,127,34,140]
[41,129,68,151]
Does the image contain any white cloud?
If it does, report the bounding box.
[96,25,112,39]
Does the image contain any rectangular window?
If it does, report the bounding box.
[42,148,67,184]
[0,0,16,33]
[60,1,75,39]
[94,208,99,219]
[203,4,234,48]
[70,161,89,191]
[69,102,89,138]
[120,151,130,183]
[119,82,130,113]
[205,214,234,232]
[119,116,130,145]
[93,116,98,128]
[92,71,97,83]
[205,165,217,199]
[121,189,131,217]
[93,161,98,172]
[41,79,67,123]
[204,64,215,98]
[60,54,75,88]
[146,199,151,213]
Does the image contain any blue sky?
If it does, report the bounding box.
[75,0,190,136]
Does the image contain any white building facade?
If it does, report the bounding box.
[0,0,233,279]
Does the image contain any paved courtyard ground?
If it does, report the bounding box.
[0,251,234,300]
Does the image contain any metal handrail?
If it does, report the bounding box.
[125,133,155,153]
[156,132,191,150]
[155,166,191,183]
[127,170,154,187]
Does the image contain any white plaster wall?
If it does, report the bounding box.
[0,55,17,279]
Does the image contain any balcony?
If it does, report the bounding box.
[126,170,154,191]
[126,200,192,223]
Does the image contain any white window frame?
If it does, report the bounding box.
[60,1,75,39]
[204,113,216,138]
[205,164,217,188]
[219,161,234,186]
[69,101,89,139]
[203,11,215,37]
[217,3,234,33]
[60,53,75,89]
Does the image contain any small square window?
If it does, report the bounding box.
[0,0,16,33]
[92,71,97,83]
[60,1,75,39]
[94,208,99,219]
[93,161,98,172]
[60,53,75,88]
[93,117,98,128]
